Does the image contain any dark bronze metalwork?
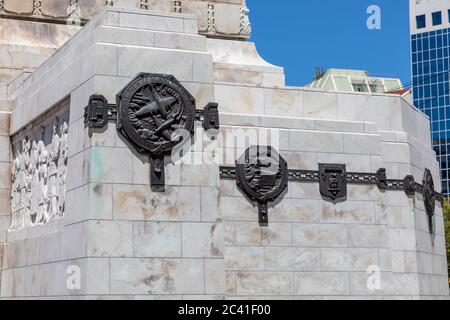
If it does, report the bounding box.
[84,95,109,130]
[85,74,220,192]
[116,73,196,192]
[235,146,288,227]
[422,169,436,232]
[319,164,347,204]
[194,103,220,133]
[220,152,444,232]
[203,102,220,131]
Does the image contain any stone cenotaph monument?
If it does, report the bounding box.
[0,0,448,299]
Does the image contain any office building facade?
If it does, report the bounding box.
[410,0,450,194]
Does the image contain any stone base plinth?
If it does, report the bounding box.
[0,7,448,300]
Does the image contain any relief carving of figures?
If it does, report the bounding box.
[207,4,216,34]
[240,6,251,37]
[57,123,68,219]
[33,0,42,16]
[19,140,31,229]
[37,140,48,224]
[174,1,182,13]
[29,141,40,224]
[140,0,149,10]
[9,122,69,231]
[46,125,60,221]
[9,155,21,231]
[67,0,81,25]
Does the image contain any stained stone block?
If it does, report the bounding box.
[182,222,223,258]
[0,188,10,216]
[218,196,258,222]
[200,187,220,222]
[261,223,292,246]
[85,258,110,295]
[113,185,201,221]
[0,163,10,189]
[320,201,375,224]
[205,259,225,295]
[293,272,349,296]
[0,136,10,162]
[289,131,344,153]
[4,0,34,14]
[348,272,394,296]
[0,112,10,136]
[41,0,70,18]
[303,91,338,119]
[225,247,264,271]
[264,248,321,271]
[224,222,262,246]
[1,5,448,300]
[215,85,264,115]
[293,224,348,248]
[78,0,106,19]
[321,249,379,272]
[134,222,182,258]
[271,199,319,223]
[110,258,205,295]
[0,216,8,242]
[90,147,133,184]
[263,89,301,118]
[389,228,417,251]
[236,272,293,296]
[348,225,389,249]
[87,221,133,257]
[117,46,195,81]
[181,163,218,187]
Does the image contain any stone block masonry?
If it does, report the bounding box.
[0,5,448,300]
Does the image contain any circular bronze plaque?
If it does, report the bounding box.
[236,146,288,203]
[117,73,196,156]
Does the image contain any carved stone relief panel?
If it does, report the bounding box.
[9,98,70,232]
[2,0,251,39]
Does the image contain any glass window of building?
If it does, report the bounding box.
[412,26,450,195]
[432,11,442,26]
[416,14,426,29]
[351,82,369,92]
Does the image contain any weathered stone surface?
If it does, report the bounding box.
[87,221,133,257]
[236,272,293,296]
[320,201,375,224]
[134,222,182,258]
[110,258,204,295]
[293,224,348,248]
[321,249,379,272]
[225,247,264,271]
[348,225,389,249]
[294,272,349,296]
[113,185,201,221]
[182,222,223,258]
[265,248,321,271]
[1,5,447,301]
[4,0,33,14]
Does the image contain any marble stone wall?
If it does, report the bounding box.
[0,0,249,82]
[216,103,448,299]
[0,6,448,299]
[0,97,11,292]
[0,17,80,81]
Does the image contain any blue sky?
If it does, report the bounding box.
[248,0,410,87]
